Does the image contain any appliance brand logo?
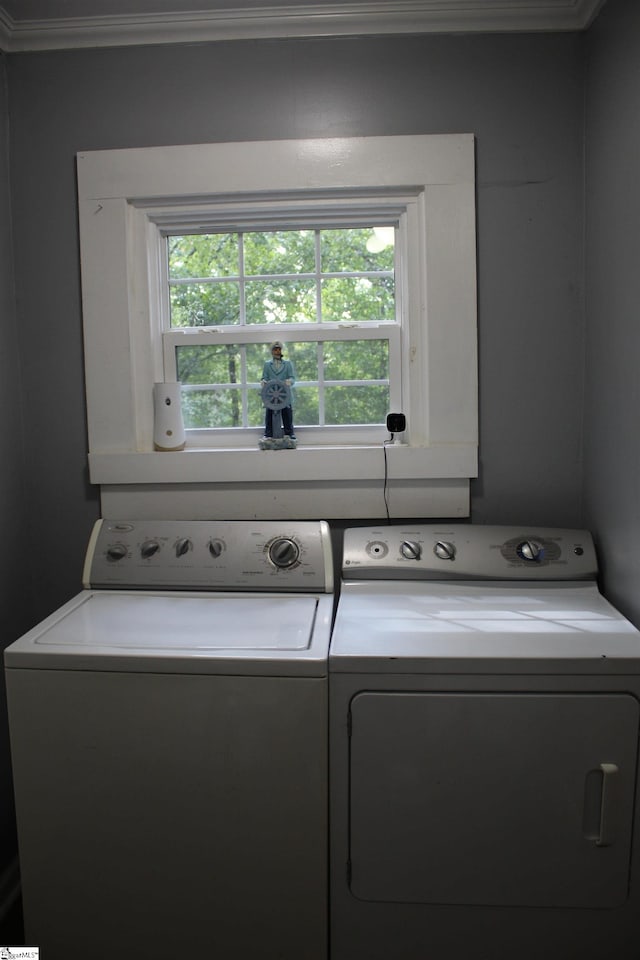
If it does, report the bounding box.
[0,949,39,959]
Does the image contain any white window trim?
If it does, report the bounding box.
[77,135,477,518]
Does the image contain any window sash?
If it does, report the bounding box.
[167,226,395,324]
[162,323,401,444]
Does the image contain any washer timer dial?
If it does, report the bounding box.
[268,537,300,569]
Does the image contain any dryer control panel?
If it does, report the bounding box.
[85,519,334,592]
[342,524,597,580]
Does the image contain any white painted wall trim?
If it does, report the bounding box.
[0,0,607,53]
[88,443,477,485]
[78,133,477,520]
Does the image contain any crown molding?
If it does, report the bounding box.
[0,0,607,53]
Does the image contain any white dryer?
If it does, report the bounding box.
[330,524,640,960]
[5,519,334,960]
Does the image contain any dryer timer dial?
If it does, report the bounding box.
[516,539,544,562]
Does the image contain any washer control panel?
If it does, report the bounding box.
[342,525,597,580]
[85,520,333,592]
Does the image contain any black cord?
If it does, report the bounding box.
[383,436,394,521]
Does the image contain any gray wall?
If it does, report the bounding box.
[584,0,640,624]
[0,52,25,866]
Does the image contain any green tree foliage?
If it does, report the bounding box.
[169,228,394,429]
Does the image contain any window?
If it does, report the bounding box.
[162,225,398,443]
[77,135,478,519]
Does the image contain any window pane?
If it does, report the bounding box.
[321,227,394,272]
[245,342,269,383]
[168,234,239,278]
[245,279,316,324]
[286,342,318,381]
[181,388,245,429]
[323,340,389,380]
[325,385,389,425]
[169,281,240,326]
[322,276,395,322]
[244,230,315,275]
[247,387,265,427]
[176,344,242,385]
[292,386,319,426]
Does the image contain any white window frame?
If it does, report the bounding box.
[77,135,478,518]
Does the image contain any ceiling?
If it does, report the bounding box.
[0,0,606,53]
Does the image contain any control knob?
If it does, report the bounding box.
[434,540,456,561]
[400,540,422,560]
[175,538,192,557]
[517,539,544,562]
[208,539,224,559]
[106,543,127,562]
[269,537,300,569]
[140,540,160,559]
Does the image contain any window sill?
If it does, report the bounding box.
[88,443,477,485]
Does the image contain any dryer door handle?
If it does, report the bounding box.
[583,762,619,847]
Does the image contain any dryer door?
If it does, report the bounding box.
[349,692,638,908]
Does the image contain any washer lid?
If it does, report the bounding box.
[330,581,640,673]
[5,591,333,676]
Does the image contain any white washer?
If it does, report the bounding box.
[330,524,640,960]
[5,519,334,960]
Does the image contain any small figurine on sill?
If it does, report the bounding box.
[259,341,297,450]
